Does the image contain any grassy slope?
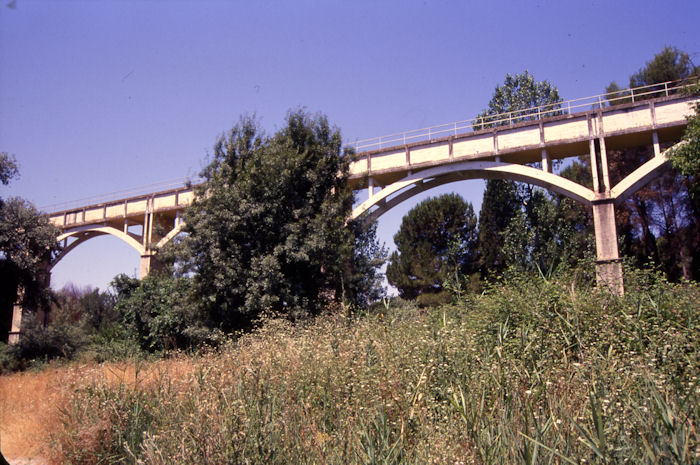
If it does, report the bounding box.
[2,268,699,464]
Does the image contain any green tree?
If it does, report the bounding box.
[606,46,698,104]
[502,169,594,275]
[474,72,566,278]
[477,179,520,277]
[178,111,381,330]
[386,193,478,299]
[113,273,200,351]
[0,153,19,190]
[475,71,562,128]
[344,220,387,307]
[0,198,60,317]
[670,99,700,197]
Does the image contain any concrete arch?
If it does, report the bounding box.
[610,143,679,205]
[155,221,186,249]
[351,161,596,221]
[51,225,146,270]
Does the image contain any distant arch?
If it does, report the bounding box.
[351,161,596,222]
[51,225,145,271]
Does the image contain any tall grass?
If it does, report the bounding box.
[7,268,700,464]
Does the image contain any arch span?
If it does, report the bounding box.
[155,221,186,249]
[610,143,679,205]
[51,225,146,271]
[351,161,596,221]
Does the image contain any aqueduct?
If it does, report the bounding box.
[6,81,699,342]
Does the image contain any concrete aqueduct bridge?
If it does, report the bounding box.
[6,80,698,343]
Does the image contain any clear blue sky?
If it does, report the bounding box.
[1,0,698,292]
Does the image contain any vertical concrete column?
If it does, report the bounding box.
[139,253,162,279]
[592,196,624,295]
[7,265,51,344]
[598,137,611,192]
[589,139,601,193]
[541,149,551,173]
[8,288,24,345]
[652,131,661,158]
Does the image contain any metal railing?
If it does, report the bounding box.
[345,78,698,152]
[41,176,203,214]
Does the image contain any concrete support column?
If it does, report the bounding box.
[652,131,661,158]
[8,266,51,344]
[139,253,161,279]
[598,137,611,192]
[592,196,624,295]
[541,149,551,173]
[589,139,601,193]
[8,288,24,345]
[368,177,375,200]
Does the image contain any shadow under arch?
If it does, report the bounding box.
[351,161,596,223]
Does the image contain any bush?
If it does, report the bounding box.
[114,273,212,352]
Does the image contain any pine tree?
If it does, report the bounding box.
[387,193,477,299]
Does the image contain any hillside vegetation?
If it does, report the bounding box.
[2,267,697,464]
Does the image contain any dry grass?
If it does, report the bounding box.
[0,356,196,461]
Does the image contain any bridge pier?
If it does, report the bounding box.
[592,196,623,295]
[8,293,24,345]
[139,252,162,278]
[7,266,51,344]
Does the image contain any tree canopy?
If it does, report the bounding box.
[670,97,700,198]
[477,179,520,277]
[0,153,19,189]
[386,193,477,299]
[176,110,382,330]
[475,71,562,128]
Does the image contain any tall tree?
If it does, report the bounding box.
[501,163,594,275]
[0,193,61,339]
[2,154,61,340]
[477,179,520,277]
[177,111,383,330]
[670,97,700,197]
[475,71,562,128]
[386,193,478,299]
[474,71,566,277]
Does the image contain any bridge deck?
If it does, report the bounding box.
[347,94,695,190]
[48,93,697,232]
[49,185,196,231]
